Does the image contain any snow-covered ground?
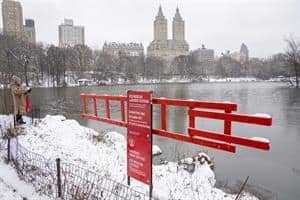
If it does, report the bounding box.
[0,115,258,200]
[207,77,258,83]
[0,160,52,200]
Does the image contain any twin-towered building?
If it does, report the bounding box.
[147,6,189,61]
[102,6,189,60]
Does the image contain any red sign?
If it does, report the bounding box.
[127,91,152,185]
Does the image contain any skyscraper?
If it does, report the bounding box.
[147,6,189,61]
[59,19,85,47]
[1,0,24,37]
[24,19,36,44]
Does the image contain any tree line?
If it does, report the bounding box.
[0,34,299,88]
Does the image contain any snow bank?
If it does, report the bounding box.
[208,77,258,83]
[0,115,258,200]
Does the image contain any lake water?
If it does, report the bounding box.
[1,82,300,200]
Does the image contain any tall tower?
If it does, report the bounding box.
[240,43,249,61]
[2,0,24,37]
[172,7,185,41]
[24,19,36,44]
[154,5,167,41]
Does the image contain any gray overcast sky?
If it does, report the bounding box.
[1,0,299,57]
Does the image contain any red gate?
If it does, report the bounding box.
[80,93,272,153]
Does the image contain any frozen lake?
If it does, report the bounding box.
[2,82,300,199]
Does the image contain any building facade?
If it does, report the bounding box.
[192,45,215,64]
[230,43,249,63]
[147,6,189,61]
[23,19,36,44]
[1,0,24,37]
[59,19,84,47]
[240,43,249,61]
[103,42,144,57]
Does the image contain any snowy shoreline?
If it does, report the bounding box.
[0,76,294,90]
[0,115,258,200]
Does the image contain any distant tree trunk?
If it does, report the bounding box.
[295,64,299,88]
[24,62,29,86]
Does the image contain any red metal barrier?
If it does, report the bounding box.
[80,93,272,153]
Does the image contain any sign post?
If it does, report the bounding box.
[127,90,152,197]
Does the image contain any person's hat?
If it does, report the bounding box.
[12,75,21,84]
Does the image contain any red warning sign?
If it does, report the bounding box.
[127,91,152,185]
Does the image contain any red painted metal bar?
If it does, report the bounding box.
[93,97,98,117]
[105,99,110,119]
[189,110,272,126]
[84,94,127,101]
[188,128,270,150]
[121,100,126,122]
[189,107,195,129]
[224,109,232,135]
[152,98,237,111]
[82,113,127,127]
[80,94,87,114]
[81,94,127,127]
[153,129,236,153]
[161,104,167,130]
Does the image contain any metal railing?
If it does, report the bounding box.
[1,137,152,200]
[80,93,272,153]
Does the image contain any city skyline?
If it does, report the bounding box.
[0,0,299,57]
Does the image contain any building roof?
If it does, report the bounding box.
[174,7,183,21]
[103,42,144,50]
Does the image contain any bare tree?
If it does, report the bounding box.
[73,44,93,72]
[144,56,165,79]
[46,45,67,87]
[0,34,31,86]
[284,36,300,88]
[94,52,114,82]
[215,56,242,78]
[172,55,194,78]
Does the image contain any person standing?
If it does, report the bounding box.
[10,75,31,124]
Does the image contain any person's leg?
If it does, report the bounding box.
[16,112,20,121]
[16,111,26,124]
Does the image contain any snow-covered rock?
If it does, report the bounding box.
[152,145,162,156]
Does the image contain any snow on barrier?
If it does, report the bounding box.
[1,137,152,200]
[80,93,273,153]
